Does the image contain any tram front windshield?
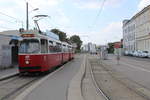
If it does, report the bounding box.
[19,39,40,54]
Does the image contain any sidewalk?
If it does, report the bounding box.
[0,67,18,80]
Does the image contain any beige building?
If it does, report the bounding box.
[123,5,150,52]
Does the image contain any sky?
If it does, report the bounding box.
[0,0,150,45]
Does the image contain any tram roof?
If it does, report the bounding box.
[20,30,61,43]
[20,30,74,47]
[61,42,69,46]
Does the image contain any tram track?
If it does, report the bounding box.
[89,55,148,100]
[81,55,109,100]
[102,56,150,100]
[0,75,41,100]
[0,73,19,82]
[88,58,109,100]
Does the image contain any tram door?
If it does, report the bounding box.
[11,45,18,65]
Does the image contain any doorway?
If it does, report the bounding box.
[11,45,18,65]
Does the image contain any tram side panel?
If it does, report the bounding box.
[70,52,74,59]
[19,54,48,72]
[69,52,74,60]
[47,53,62,68]
[62,52,70,63]
[72,52,75,59]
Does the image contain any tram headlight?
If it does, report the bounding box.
[25,61,29,64]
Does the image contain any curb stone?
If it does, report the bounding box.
[67,55,86,100]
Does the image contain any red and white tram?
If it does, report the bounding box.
[18,32,74,73]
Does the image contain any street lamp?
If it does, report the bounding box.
[26,2,39,30]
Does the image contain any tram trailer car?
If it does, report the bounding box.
[18,33,74,73]
[68,45,74,60]
[62,42,70,63]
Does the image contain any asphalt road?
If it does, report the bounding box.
[24,54,83,100]
[101,54,150,99]
[108,55,150,89]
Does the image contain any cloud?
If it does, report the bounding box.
[64,21,122,45]
[74,0,102,9]
[138,0,150,10]
[38,8,71,31]
[90,21,122,45]
[55,9,70,26]
[0,0,69,31]
[73,0,124,9]
[27,0,63,7]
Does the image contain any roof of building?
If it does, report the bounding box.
[0,30,19,36]
[123,5,150,26]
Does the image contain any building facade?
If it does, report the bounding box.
[0,30,20,68]
[82,42,97,53]
[123,5,150,52]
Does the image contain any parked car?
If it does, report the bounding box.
[128,51,134,56]
[142,51,149,58]
[132,51,139,57]
[148,53,150,58]
[124,51,129,56]
[138,51,149,58]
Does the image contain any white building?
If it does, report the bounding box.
[88,42,97,53]
[82,44,88,52]
[123,20,136,51]
[82,42,97,53]
[0,30,20,68]
[123,5,150,52]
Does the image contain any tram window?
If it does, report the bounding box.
[19,39,40,54]
[56,43,62,52]
[41,39,48,53]
[68,46,71,52]
[49,41,53,45]
[49,45,54,53]
[50,42,62,53]
[62,45,66,52]
[49,41,61,53]
[49,41,54,53]
[65,46,69,52]
[69,47,72,52]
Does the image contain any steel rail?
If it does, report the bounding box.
[0,77,39,100]
[88,58,110,100]
[0,73,19,81]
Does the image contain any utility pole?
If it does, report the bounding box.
[26,2,29,30]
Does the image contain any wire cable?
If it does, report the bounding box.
[0,11,22,22]
[91,0,106,28]
[0,25,14,30]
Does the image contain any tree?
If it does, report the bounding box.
[69,35,82,50]
[107,42,114,53]
[51,29,67,41]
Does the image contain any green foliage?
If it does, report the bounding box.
[69,35,82,50]
[51,29,83,51]
[107,43,114,53]
[51,29,67,42]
